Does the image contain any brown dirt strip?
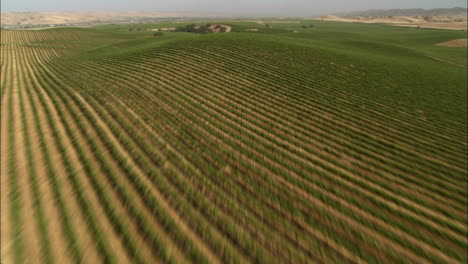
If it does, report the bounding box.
[0,60,13,264]
[29,48,169,263]
[21,72,72,264]
[18,40,77,264]
[23,58,132,264]
[13,46,42,263]
[437,39,468,47]
[69,92,187,264]
[39,86,161,263]
[0,47,10,99]
[57,98,160,264]
[45,58,194,264]
[26,53,102,263]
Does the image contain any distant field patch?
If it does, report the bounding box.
[395,22,468,31]
[437,38,468,47]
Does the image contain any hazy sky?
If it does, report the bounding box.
[2,0,467,16]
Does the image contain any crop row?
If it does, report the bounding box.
[3,30,466,264]
[54,41,464,262]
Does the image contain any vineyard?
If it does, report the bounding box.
[1,21,467,263]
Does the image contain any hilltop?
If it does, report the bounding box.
[336,7,467,18]
[0,11,212,28]
[318,7,467,30]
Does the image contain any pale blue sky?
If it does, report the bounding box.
[2,0,467,16]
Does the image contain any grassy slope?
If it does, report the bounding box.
[66,21,467,125]
[5,21,465,263]
[80,20,468,64]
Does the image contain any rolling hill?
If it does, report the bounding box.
[319,7,468,31]
[336,7,468,18]
[1,20,467,263]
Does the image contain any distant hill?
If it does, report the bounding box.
[0,11,213,28]
[317,7,467,30]
[336,7,467,19]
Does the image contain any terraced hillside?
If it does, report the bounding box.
[1,22,467,264]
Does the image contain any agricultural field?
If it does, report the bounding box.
[1,20,467,263]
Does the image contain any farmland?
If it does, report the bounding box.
[1,20,467,263]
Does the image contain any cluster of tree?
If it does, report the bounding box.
[213,24,229,32]
[175,24,220,34]
[302,24,315,28]
[153,32,164,37]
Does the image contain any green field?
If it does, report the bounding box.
[1,20,467,263]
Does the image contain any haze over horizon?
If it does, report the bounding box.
[2,0,467,17]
